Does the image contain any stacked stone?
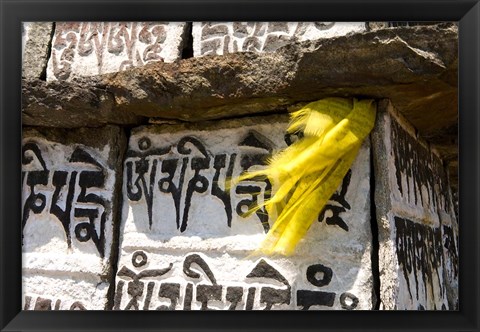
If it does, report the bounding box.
[372,101,458,310]
[21,22,458,310]
[22,126,125,310]
[114,116,373,310]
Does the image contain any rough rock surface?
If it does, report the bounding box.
[22,79,144,128]
[22,126,126,310]
[22,22,54,79]
[192,22,366,57]
[371,100,458,310]
[46,22,188,81]
[100,23,457,134]
[115,115,373,310]
[22,23,457,188]
[22,24,457,157]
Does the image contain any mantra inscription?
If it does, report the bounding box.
[394,217,448,309]
[24,295,87,310]
[125,131,352,234]
[113,251,359,310]
[390,119,452,213]
[22,141,112,257]
[197,22,337,56]
[49,22,181,80]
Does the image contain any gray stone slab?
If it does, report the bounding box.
[46,22,187,81]
[115,114,373,310]
[192,22,366,57]
[371,100,458,310]
[22,126,126,310]
[22,22,54,79]
[22,79,144,128]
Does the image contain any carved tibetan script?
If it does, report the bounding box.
[22,140,113,257]
[114,251,360,310]
[48,22,185,80]
[124,127,354,236]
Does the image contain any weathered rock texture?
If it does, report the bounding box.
[371,100,458,310]
[101,23,457,133]
[22,79,144,128]
[22,126,126,310]
[22,22,54,79]
[115,115,373,310]
[22,23,457,165]
[46,22,188,81]
[20,21,459,311]
[192,22,366,56]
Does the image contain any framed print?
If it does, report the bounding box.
[1,0,479,331]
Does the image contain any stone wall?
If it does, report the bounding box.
[22,126,126,310]
[21,22,458,311]
[372,101,459,310]
[115,116,373,310]
[192,22,366,56]
[46,22,187,81]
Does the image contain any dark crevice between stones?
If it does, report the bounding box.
[387,21,446,27]
[105,127,128,310]
[181,22,194,59]
[39,22,55,81]
[147,105,292,125]
[369,134,381,310]
[211,109,289,121]
[199,105,291,122]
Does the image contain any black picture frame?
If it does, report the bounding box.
[1,0,478,331]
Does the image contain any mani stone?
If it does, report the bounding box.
[46,22,188,81]
[192,22,366,57]
[115,114,374,310]
[371,100,458,310]
[22,22,54,79]
[22,126,126,310]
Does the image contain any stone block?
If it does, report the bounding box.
[46,22,187,81]
[22,22,54,79]
[22,126,126,310]
[115,115,373,310]
[371,100,458,310]
[192,22,366,57]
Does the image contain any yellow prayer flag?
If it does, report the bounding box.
[235,98,377,256]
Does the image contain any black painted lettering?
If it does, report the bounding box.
[183,283,193,310]
[34,297,52,310]
[22,143,49,242]
[296,263,337,310]
[226,286,243,310]
[50,170,77,248]
[157,283,180,310]
[183,254,217,285]
[296,290,335,310]
[116,251,173,310]
[318,169,352,231]
[245,287,255,310]
[394,217,445,303]
[158,158,188,230]
[177,137,211,232]
[196,284,223,310]
[246,260,291,310]
[211,153,237,227]
[340,292,359,310]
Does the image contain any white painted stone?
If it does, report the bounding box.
[192,22,366,57]
[22,127,125,310]
[372,101,458,310]
[23,275,109,310]
[115,115,373,310]
[46,22,187,81]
